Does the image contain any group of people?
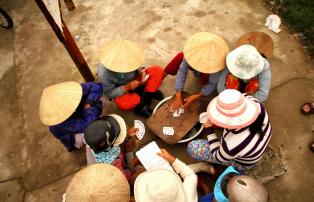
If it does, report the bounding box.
[39,31,274,202]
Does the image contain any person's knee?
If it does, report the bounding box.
[187,139,211,161]
[145,66,164,92]
[114,94,140,110]
[147,66,164,76]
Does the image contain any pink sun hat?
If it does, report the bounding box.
[207,89,260,129]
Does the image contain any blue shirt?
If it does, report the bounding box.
[92,146,121,164]
[49,82,103,151]
[199,193,215,202]
[97,64,138,99]
[175,59,222,96]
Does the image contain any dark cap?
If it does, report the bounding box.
[85,116,121,152]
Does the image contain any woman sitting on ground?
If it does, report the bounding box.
[217,44,271,103]
[187,89,272,172]
[97,40,164,117]
[39,81,104,152]
[134,149,198,202]
[199,166,268,202]
[84,114,139,181]
[163,32,229,111]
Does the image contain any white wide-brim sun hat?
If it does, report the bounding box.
[134,169,186,202]
[99,39,145,73]
[183,32,229,74]
[110,114,127,146]
[207,89,260,129]
[66,164,130,202]
[39,81,83,126]
[226,44,264,80]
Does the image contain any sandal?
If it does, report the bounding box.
[301,102,314,115]
[310,142,314,153]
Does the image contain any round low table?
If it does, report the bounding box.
[151,95,204,144]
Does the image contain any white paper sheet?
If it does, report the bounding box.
[135,141,173,171]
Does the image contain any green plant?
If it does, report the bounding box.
[281,0,314,57]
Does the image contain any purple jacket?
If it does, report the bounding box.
[49,82,103,151]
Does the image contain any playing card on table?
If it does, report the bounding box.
[134,120,145,140]
[163,127,174,136]
[173,110,180,117]
[172,107,185,118]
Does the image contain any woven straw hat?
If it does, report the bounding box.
[110,114,127,146]
[134,169,186,202]
[66,164,130,202]
[183,32,229,73]
[99,40,145,73]
[207,89,259,129]
[39,81,82,126]
[226,44,264,80]
[236,31,274,59]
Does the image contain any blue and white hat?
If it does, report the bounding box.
[226,45,264,80]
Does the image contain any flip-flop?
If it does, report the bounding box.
[301,102,314,115]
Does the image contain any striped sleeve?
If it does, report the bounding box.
[212,138,237,163]
[203,127,220,153]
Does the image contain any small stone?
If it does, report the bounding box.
[75,35,80,41]
[162,2,171,8]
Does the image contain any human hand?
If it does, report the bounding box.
[170,92,182,112]
[124,80,140,91]
[203,119,213,128]
[182,94,201,109]
[84,103,91,109]
[74,133,86,149]
[157,149,176,164]
[127,127,139,137]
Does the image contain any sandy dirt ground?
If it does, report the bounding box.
[0,0,313,201]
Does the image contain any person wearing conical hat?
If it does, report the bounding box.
[199,166,268,202]
[84,114,140,181]
[64,164,131,202]
[134,149,198,202]
[97,40,164,118]
[217,32,273,103]
[163,32,229,112]
[187,89,272,172]
[39,82,104,152]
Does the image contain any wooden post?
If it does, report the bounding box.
[64,0,75,11]
[62,21,95,82]
[34,0,94,82]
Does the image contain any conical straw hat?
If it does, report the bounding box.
[236,31,274,59]
[39,81,82,126]
[66,164,130,202]
[99,40,145,73]
[183,32,229,74]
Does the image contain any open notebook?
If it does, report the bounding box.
[136,141,173,171]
